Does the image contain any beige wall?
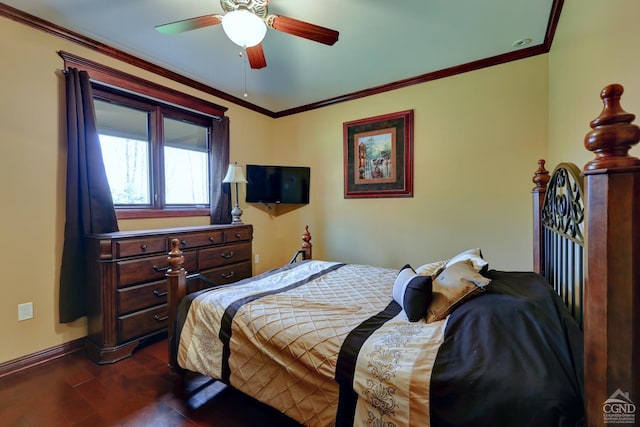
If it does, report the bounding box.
[268,58,548,271]
[0,16,274,363]
[208,54,551,273]
[1,13,549,364]
[548,0,640,167]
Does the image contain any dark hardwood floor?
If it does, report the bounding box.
[0,337,303,426]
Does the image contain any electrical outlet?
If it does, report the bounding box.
[18,302,33,321]
[254,254,260,264]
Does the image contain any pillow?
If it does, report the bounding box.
[444,248,489,272]
[393,264,433,322]
[425,259,491,323]
[415,260,447,278]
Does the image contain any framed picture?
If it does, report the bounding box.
[343,110,414,198]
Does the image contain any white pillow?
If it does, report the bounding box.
[444,248,488,272]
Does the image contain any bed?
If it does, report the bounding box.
[166,83,639,426]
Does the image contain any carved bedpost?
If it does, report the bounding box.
[582,84,640,426]
[532,159,550,275]
[301,225,312,260]
[166,238,187,372]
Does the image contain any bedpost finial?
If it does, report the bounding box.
[584,84,640,170]
[532,159,550,192]
[301,225,312,260]
[302,225,311,245]
[167,238,185,274]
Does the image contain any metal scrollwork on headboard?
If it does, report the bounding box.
[540,162,585,328]
[541,163,585,245]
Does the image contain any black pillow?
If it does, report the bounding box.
[393,264,433,322]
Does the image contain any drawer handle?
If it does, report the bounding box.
[180,240,188,246]
[153,265,170,272]
[221,271,235,279]
[235,233,241,239]
[153,290,167,298]
[140,244,148,251]
[220,251,235,259]
[209,236,216,243]
[154,314,168,322]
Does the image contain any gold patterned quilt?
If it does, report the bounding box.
[177,260,447,426]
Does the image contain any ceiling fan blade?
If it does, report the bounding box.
[246,44,267,69]
[155,14,222,34]
[267,15,339,46]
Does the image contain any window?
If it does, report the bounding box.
[93,85,215,218]
[59,51,229,221]
[163,116,210,205]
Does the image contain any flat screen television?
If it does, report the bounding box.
[245,165,310,204]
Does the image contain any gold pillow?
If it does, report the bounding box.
[426,259,490,323]
[415,260,446,278]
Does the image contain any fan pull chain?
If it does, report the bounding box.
[239,50,249,98]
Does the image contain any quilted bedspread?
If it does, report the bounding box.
[175,261,584,427]
[177,260,447,426]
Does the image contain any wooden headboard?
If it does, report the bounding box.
[533,84,639,426]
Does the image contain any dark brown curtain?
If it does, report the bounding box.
[210,116,232,224]
[59,68,119,323]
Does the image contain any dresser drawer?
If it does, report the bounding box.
[198,242,251,270]
[117,280,167,315]
[117,252,197,287]
[119,304,168,342]
[171,230,224,250]
[200,261,252,288]
[115,237,166,258]
[224,227,252,243]
[86,224,252,364]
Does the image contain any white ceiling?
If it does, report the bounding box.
[2,0,557,115]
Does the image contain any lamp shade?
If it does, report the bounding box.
[221,9,267,48]
[222,163,248,184]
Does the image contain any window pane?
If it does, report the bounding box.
[94,100,151,205]
[163,117,209,205]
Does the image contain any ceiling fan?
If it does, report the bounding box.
[155,0,339,69]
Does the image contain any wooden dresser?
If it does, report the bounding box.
[85,224,253,364]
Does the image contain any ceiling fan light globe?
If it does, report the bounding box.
[222,10,267,48]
